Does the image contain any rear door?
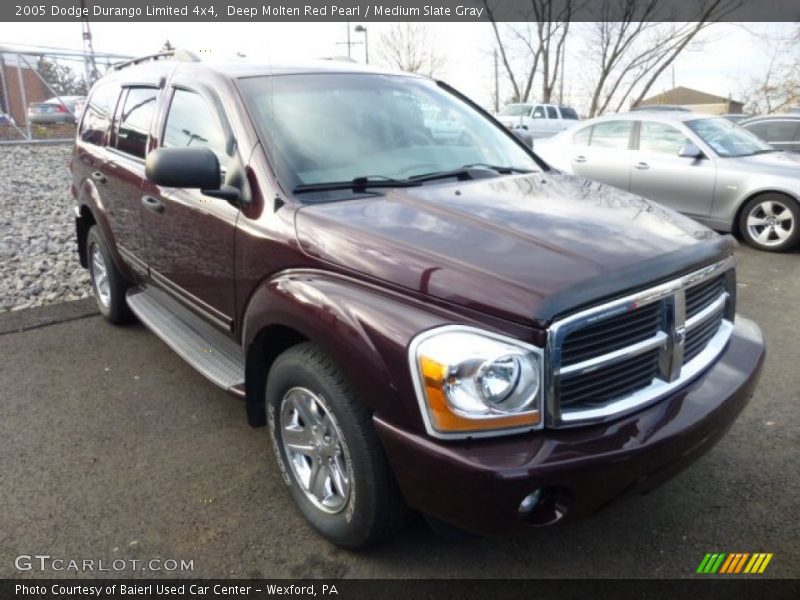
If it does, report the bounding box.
[571,119,634,191]
[529,105,549,138]
[140,84,239,330]
[629,120,717,218]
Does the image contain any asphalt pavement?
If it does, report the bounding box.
[1,244,798,579]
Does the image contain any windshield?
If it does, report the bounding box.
[686,117,775,157]
[499,103,532,116]
[239,74,538,195]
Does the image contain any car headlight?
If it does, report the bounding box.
[409,326,543,437]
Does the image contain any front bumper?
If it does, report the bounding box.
[375,317,765,536]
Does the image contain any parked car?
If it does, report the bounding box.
[740,113,800,153]
[28,95,85,125]
[720,113,752,124]
[495,102,579,140]
[536,112,800,251]
[71,53,764,548]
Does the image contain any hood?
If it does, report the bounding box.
[295,173,733,326]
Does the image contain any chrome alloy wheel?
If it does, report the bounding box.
[90,243,111,307]
[746,199,796,247]
[280,387,352,514]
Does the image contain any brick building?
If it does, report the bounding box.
[0,53,48,124]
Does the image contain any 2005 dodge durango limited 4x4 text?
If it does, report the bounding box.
[71,51,765,549]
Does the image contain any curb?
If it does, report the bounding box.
[0,298,99,336]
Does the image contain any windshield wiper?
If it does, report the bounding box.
[408,163,534,183]
[750,148,778,155]
[293,176,423,194]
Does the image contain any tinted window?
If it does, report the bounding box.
[163,89,229,168]
[114,87,157,159]
[745,121,799,143]
[639,121,690,155]
[532,106,546,119]
[589,120,633,149]
[573,125,592,145]
[80,81,120,145]
[559,106,579,120]
[546,106,558,119]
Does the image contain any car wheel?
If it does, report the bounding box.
[86,225,134,324]
[266,342,407,549]
[739,194,800,252]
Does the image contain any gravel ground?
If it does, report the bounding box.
[0,142,90,312]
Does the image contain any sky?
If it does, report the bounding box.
[0,21,791,114]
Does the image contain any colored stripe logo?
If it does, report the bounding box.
[696,553,773,574]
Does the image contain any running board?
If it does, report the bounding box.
[126,286,245,392]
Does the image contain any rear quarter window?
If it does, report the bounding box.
[559,106,579,120]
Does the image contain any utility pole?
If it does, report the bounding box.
[335,21,362,59]
[558,41,565,103]
[80,0,99,85]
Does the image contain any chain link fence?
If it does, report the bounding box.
[0,44,131,143]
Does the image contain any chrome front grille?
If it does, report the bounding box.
[547,258,735,426]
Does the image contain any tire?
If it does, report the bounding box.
[739,194,800,252]
[86,225,134,324]
[266,342,407,549]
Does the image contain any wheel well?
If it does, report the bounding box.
[732,190,798,237]
[76,205,96,268]
[244,325,308,427]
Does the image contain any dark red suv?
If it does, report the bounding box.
[71,50,765,548]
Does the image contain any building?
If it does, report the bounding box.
[0,53,49,124]
[636,86,744,115]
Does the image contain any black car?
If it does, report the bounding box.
[740,114,800,153]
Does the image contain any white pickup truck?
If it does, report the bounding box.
[495,103,579,142]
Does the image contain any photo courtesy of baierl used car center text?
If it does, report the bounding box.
[0,0,798,598]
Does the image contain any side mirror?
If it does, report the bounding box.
[146,147,221,189]
[678,143,704,159]
[146,147,240,203]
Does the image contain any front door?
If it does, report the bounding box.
[140,85,238,330]
[629,120,717,219]
[571,119,635,192]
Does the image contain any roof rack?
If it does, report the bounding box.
[112,49,200,71]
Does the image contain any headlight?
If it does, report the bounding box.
[409,326,543,438]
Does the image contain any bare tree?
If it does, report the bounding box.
[36,57,88,97]
[740,25,800,114]
[376,23,446,77]
[581,0,743,117]
[483,0,577,104]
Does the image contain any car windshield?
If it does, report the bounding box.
[499,104,532,116]
[686,117,775,157]
[239,74,538,195]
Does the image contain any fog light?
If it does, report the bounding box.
[518,489,542,515]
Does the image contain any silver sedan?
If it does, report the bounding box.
[535,111,800,252]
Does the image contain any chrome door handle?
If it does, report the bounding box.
[634,162,650,170]
[574,155,587,163]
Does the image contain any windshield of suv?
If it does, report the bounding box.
[499,103,532,116]
[686,117,775,157]
[239,74,539,195]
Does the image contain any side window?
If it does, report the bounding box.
[80,81,120,146]
[163,89,229,169]
[560,106,579,120]
[114,87,158,159]
[546,106,558,119]
[746,121,798,143]
[639,121,690,155]
[531,105,545,119]
[573,125,592,145]
[589,120,633,149]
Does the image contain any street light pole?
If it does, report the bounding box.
[355,25,368,64]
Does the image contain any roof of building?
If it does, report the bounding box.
[639,86,742,107]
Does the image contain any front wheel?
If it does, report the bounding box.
[86,225,134,324]
[266,342,407,549]
[739,194,800,252]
